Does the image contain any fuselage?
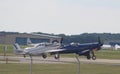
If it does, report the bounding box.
[23,43,60,56]
[58,42,102,54]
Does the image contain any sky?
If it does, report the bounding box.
[0,0,120,35]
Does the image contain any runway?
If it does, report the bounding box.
[0,56,120,65]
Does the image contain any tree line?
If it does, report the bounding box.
[32,32,120,44]
[1,31,120,44]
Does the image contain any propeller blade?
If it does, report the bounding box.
[98,36,104,46]
[60,37,63,44]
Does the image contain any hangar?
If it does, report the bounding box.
[0,32,62,45]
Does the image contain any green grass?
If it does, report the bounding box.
[0,58,19,62]
[95,49,120,59]
[0,63,120,74]
[0,44,26,56]
[0,44,120,74]
[0,44,14,55]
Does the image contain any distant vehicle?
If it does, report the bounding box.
[102,44,112,49]
[13,43,61,58]
[50,38,103,60]
[115,44,120,50]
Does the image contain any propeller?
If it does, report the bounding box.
[60,37,63,44]
[59,37,63,47]
[90,37,104,60]
[97,36,104,50]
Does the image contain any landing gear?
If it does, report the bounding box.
[92,55,96,60]
[23,55,26,58]
[86,51,96,60]
[42,54,47,59]
[86,54,91,60]
[54,53,60,59]
[91,51,96,60]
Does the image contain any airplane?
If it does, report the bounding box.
[26,38,61,49]
[13,37,103,60]
[13,42,61,58]
[13,42,63,74]
[49,37,103,60]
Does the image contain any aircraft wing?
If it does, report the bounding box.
[45,49,66,53]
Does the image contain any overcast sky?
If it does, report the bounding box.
[0,0,120,35]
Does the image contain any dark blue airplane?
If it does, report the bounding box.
[50,38,103,60]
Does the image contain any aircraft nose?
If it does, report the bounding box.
[97,44,103,50]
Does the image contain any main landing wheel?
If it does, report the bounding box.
[92,56,96,60]
[54,54,60,59]
[86,55,91,60]
[42,54,47,59]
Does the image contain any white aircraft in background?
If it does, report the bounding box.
[26,38,61,49]
[27,38,39,47]
[13,43,62,58]
[27,38,52,47]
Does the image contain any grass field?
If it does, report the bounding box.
[0,44,120,74]
[0,63,120,74]
[95,49,120,59]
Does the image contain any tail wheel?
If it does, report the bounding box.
[54,53,60,59]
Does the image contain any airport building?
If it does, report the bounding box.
[0,33,62,45]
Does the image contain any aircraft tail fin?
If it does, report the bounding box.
[13,43,23,54]
[27,38,32,45]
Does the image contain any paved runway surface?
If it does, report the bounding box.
[0,56,120,65]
